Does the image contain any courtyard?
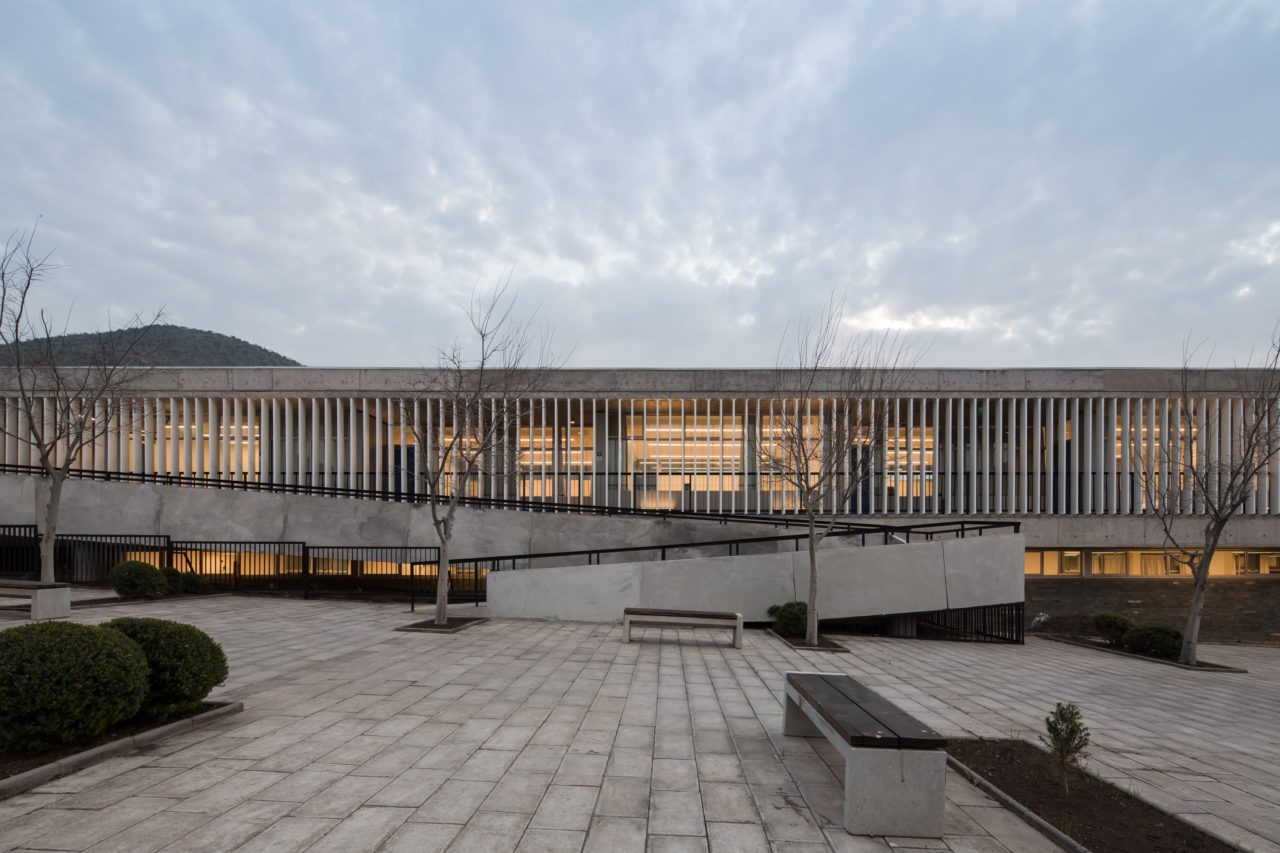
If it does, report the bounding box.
[1,597,1277,852]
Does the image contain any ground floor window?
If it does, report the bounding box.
[1024,548,1280,577]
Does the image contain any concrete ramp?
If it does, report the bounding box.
[488,533,1025,623]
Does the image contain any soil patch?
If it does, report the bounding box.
[395,617,488,634]
[0,702,220,781]
[766,629,848,652]
[949,739,1233,853]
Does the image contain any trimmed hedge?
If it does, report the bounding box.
[1093,612,1134,647]
[1121,624,1184,661]
[104,617,228,719]
[767,601,808,638]
[110,560,168,600]
[0,622,149,751]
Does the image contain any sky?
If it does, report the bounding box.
[2,1,1279,369]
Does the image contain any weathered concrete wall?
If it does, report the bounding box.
[0,366,1259,396]
[1026,577,1280,643]
[488,533,1025,623]
[0,473,783,556]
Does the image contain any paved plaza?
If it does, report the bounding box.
[1,597,1278,852]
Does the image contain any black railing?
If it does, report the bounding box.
[0,525,39,579]
[53,534,170,583]
[454,518,1022,575]
[307,545,439,601]
[0,462,904,532]
[916,602,1025,644]
[171,540,306,593]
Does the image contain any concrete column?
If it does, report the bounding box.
[282,397,293,485]
[1033,398,1042,514]
[992,398,1001,514]
[194,398,205,478]
[248,397,257,480]
[180,398,191,478]
[323,397,333,488]
[308,398,318,488]
[373,398,382,494]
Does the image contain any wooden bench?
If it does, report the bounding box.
[0,580,72,620]
[623,607,743,648]
[784,671,947,837]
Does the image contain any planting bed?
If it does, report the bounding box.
[950,739,1234,853]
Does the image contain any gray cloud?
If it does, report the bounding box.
[2,1,1278,368]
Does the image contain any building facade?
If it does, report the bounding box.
[2,367,1278,579]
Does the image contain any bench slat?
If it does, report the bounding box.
[624,607,739,621]
[823,678,946,748]
[787,673,946,749]
[788,674,899,747]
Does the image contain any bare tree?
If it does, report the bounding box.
[760,291,916,646]
[1141,332,1280,665]
[0,225,162,584]
[410,280,561,626]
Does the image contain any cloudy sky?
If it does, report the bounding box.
[2,1,1278,368]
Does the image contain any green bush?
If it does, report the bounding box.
[1121,624,1183,661]
[109,560,168,600]
[160,566,183,592]
[768,601,808,638]
[104,617,228,719]
[160,566,213,595]
[0,622,149,751]
[1093,612,1134,647]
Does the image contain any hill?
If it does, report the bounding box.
[0,325,302,367]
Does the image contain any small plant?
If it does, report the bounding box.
[104,617,229,719]
[768,601,808,638]
[1040,702,1090,796]
[1121,624,1183,661]
[0,622,149,751]
[1093,612,1134,647]
[109,560,168,600]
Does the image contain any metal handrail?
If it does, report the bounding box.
[452,518,1022,572]
[0,462,875,532]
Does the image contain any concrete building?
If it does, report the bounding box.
[2,366,1278,590]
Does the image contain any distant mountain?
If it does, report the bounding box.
[0,325,302,367]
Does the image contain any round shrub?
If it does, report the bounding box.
[0,622,148,752]
[104,617,228,719]
[161,566,183,592]
[1121,624,1184,661]
[110,560,168,600]
[160,567,212,596]
[1093,612,1134,647]
[768,601,808,638]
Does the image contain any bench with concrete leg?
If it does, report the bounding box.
[784,670,947,837]
[623,607,743,648]
[0,580,72,620]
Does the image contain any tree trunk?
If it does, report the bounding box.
[39,472,64,585]
[434,530,450,626]
[806,510,819,647]
[1179,522,1223,666]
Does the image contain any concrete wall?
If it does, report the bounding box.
[488,533,1025,623]
[0,473,784,556]
[0,366,1259,396]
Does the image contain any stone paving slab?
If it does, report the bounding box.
[3,596,1276,851]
